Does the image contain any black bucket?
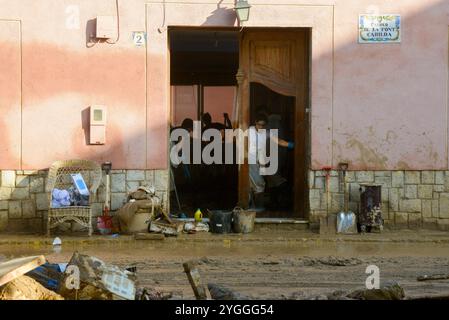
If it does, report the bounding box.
[208,210,233,234]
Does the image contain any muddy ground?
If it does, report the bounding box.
[1,238,449,299]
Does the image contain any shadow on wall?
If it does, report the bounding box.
[202,1,237,26]
[81,107,90,145]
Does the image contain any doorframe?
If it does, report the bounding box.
[237,27,311,219]
[166,26,311,219]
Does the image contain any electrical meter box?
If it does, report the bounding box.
[90,105,107,145]
[96,16,116,39]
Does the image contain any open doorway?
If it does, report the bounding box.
[169,28,310,220]
[169,28,240,216]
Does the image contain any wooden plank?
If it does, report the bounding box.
[0,255,46,287]
[183,260,211,300]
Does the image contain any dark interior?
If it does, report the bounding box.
[169,29,240,215]
[169,29,296,217]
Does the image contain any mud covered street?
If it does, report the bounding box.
[1,237,449,299]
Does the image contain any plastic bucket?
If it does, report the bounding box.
[232,208,256,234]
[208,210,233,234]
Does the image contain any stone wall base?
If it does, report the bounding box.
[309,170,449,231]
[2,169,449,232]
[0,169,169,233]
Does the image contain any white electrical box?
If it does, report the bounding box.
[90,105,107,145]
[96,16,116,39]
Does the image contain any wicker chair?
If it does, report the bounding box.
[46,159,102,236]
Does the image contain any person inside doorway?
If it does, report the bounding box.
[249,113,294,210]
[202,112,233,132]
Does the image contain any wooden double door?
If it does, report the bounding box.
[237,29,310,218]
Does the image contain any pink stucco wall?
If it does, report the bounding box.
[1,0,449,170]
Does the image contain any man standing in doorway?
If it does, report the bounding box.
[248,113,294,210]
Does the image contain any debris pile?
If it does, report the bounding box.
[0,252,143,300]
[0,276,64,300]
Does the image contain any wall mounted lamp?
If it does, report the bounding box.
[235,0,251,23]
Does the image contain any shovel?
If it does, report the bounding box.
[337,163,357,234]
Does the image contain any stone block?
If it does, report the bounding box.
[346,171,355,182]
[394,212,408,227]
[423,218,438,230]
[434,185,444,192]
[0,200,8,210]
[391,171,404,187]
[1,171,16,187]
[23,170,38,175]
[349,183,360,202]
[445,171,449,191]
[145,170,155,184]
[404,185,417,199]
[356,171,374,183]
[29,177,44,193]
[126,181,140,192]
[308,171,314,189]
[383,219,393,227]
[330,170,339,177]
[375,176,391,187]
[111,173,126,192]
[331,193,344,212]
[435,171,444,185]
[421,171,435,184]
[320,193,328,210]
[405,171,420,184]
[439,197,449,218]
[310,210,327,223]
[126,170,145,181]
[399,199,421,213]
[91,203,103,217]
[11,188,29,200]
[0,187,12,200]
[36,193,49,211]
[375,171,391,177]
[389,188,401,211]
[22,200,36,218]
[309,189,321,199]
[418,185,433,199]
[314,171,326,177]
[349,201,359,213]
[15,176,29,188]
[309,195,321,211]
[111,193,126,211]
[154,170,169,191]
[381,186,389,201]
[422,200,432,218]
[432,200,439,218]
[408,214,422,229]
[0,211,8,231]
[437,219,449,231]
[7,219,43,233]
[96,186,106,203]
[314,176,325,189]
[9,201,22,218]
[328,176,340,193]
